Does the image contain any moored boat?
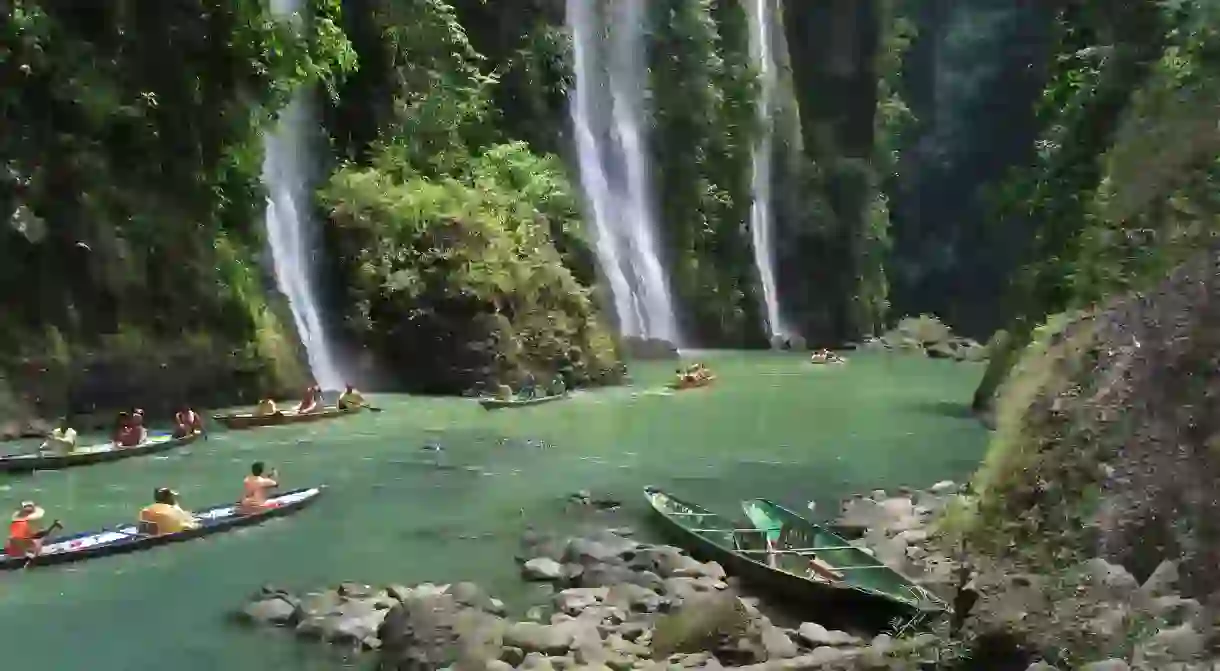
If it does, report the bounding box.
[479,393,570,410]
[213,405,361,430]
[643,487,946,631]
[0,432,200,473]
[0,486,325,570]
[741,498,947,627]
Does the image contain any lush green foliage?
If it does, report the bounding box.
[647,0,762,345]
[0,0,353,416]
[319,0,618,393]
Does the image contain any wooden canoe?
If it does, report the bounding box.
[667,374,716,390]
[479,393,570,410]
[0,486,325,570]
[741,499,948,627]
[212,405,361,430]
[643,487,946,632]
[0,432,200,473]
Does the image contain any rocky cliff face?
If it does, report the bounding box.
[972,246,1220,599]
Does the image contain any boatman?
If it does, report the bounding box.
[337,383,366,410]
[6,501,62,558]
[138,488,200,535]
[39,417,77,455]
[255,398,279,416]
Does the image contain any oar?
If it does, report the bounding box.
[21,520,64,570]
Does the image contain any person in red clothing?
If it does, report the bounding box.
[113,412,143,447]
[5,501,61,559]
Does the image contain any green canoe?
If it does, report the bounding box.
[643,486,946,631]
[741,498,948,627]
[478,393,570,410]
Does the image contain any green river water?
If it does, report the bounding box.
[0,351,988,670]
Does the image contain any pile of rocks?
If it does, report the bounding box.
[234,528,938,669]
[829,481,1220,670]
[851,315,988,363]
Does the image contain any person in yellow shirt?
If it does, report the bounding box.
[39,418,78,455]
[255,398,279,416]
[337,384,366,410]
[138,488,200,536]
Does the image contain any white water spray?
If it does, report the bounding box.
[262,0,343,390]
[566,0,679,343]
[746,0,787,338]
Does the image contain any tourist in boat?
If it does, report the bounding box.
[39,417,77,455]
[521,373,538,400]
[295,386,321,414]
[239,461,280,514]
[113,412,143,447]
[138,487,200,535]
[5,501,62,559]
[495,384,513,401]
[172,406,204,438]
[337,384,366,410]
[131,409,149,443]
[549,375,567,397]
[255,398,279,416]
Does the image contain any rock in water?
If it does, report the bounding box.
[620,336,679,360]
[649,591,752,658]
[377,594,465,670]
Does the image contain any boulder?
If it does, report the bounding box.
[620,337,679,361]
[524,558,566,582]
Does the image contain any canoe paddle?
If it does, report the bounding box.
[21,520,64,570]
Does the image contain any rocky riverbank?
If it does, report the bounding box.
[234,525,939,670]
[233,479,1217,670]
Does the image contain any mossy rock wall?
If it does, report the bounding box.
[965,247,1220,596]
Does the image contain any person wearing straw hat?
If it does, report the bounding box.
[39,417,78,455]
[5,501,61,558]
[138,488,199,536]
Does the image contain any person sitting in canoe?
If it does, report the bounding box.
[138,487,200,535]
[549,376,567,396]
[520,373,538,400]
[337,384,366,410]
[674,368,696,386]
[39,417,78,455]
[113,412,143,447]
[239,461,280,514]
[172,406,204,438]
[5,501,62,559]
[255,398,280,416]
[132,409,149,443]
[295,386,322,414]
[494,384,513,401]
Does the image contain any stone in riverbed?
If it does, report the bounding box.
[503,622,576,656]
[238,594,299,626]
[604,583,662,613]
[796,622,861,647]
[524,558,566,582]
[500,646,527,666]
[555,587,609,614]
[377,593,465,670]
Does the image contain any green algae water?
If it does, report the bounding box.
[0,352,988,670]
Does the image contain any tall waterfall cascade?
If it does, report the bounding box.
[746,0,788,338]
[566,0,679,343]
[262,0,344,390]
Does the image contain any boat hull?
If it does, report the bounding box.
[479,393,569,410]
[0,486,325,570]
[667,375,716,391]
[643,487,937,632]
[213,406,361,430]
[0,433,199,473]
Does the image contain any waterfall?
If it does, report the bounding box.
[262,0,343,390]
[566,0,679,343]
[746,0,787,338]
